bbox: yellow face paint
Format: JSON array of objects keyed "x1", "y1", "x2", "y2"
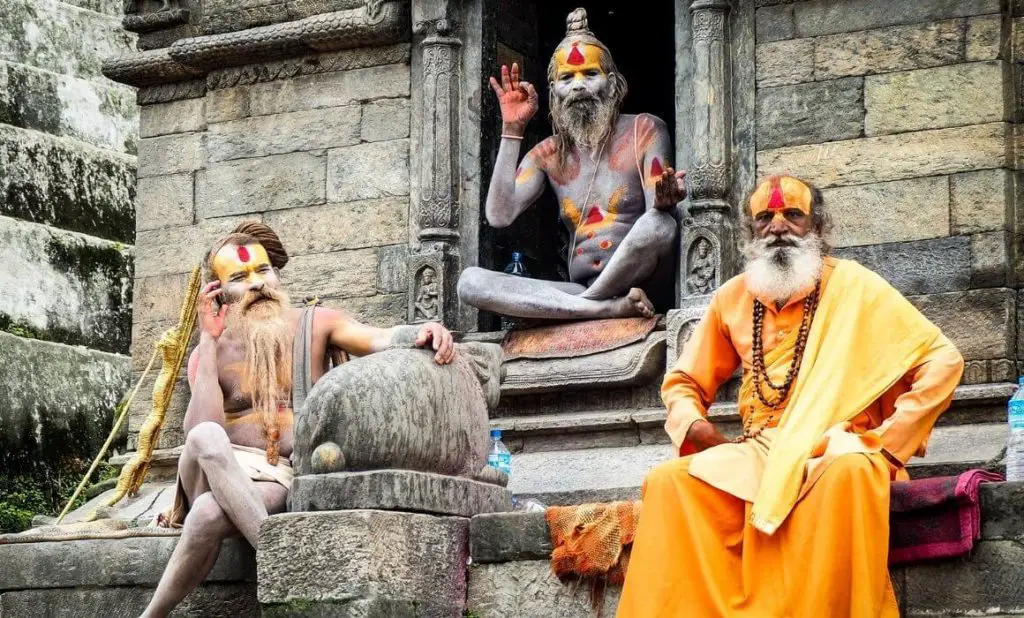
[
  {"x1": 212, "y1": 243, "x2": 273, "y2": 285},
  {"x1": 749, "y1": 176, "x2": 813, "y2": 220},
  {"x1": 554, "y1": 40, "x2": 605, "y2": 80}
]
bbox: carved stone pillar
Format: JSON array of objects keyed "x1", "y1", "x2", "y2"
[{"x1": 408, "y1": 1, "x2": 462, "y2": 328}]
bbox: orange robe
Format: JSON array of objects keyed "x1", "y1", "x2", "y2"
[{"x1": 618, "y1": 257, "x2": 964, "y2": 617}]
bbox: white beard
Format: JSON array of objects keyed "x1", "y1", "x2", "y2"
[{"x1": 743, "y1": 232, "x2": 824, "y2": 304}]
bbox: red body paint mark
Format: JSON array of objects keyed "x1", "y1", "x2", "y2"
[
  {"x1": 593, "y1": 260, "x2": 603, "y2": 268},
  {"x1": 586, "y1": 231, "x2": 596, "y2": 240},
  {"x1": 585, "y1": 207, "x2": 604, "y2": 225},
  {"x1": 576, "y1": 247, "x2": 585, "y2": 256},
  {"x1": 650, "y1": 157, "x2": 664, "y2": 177},
  {"x1": 568, "y1": 43, "x2": 586, "y2": 66},
  {"x1": 599, "y1": 239, "x2": 613, "y2": 250},
  {"x1": 237, "y1": 246, "x2": 250, "y2": 262},
  {"x1": 768, "y1": 181, "x2": 786, "y2": 211}
]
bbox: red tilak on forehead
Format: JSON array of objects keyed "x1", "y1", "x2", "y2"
[
  {"x1": 568, "y1": 42, "x2": 586, "y2": 65},
  {"x1": 767, "y1": 178, "x2": 786, "y2": 211},
  {"x1": 237, "y1": 246, "x2": 250, "y2": 262}
]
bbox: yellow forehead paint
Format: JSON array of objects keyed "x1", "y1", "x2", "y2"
[
  {"x1": 749, "y1": 176, "x2": 813, "y2": 218},
  {"x1": 555, "y1": 40, "x2": 605, "y2": 77},
  {"x1": 212, "y1": 243, "x2": 272, "y2": 283}
]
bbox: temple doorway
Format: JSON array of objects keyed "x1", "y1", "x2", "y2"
[{"x1": 478, "y1": 0, "x2": 677, "y2": 330}]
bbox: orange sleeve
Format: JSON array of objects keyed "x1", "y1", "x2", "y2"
[
  {"x1": 662, "y1": 293, "x2": 741, "y2": 454},
  {"x1": 875, "y1": 333, "x2": 964, "y2": 464}
]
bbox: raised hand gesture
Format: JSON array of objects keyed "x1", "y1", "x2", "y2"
[
  {"x1": 489, "y1": 63, "x2": 538, "y2": 136},
  {"x1": 654, "y1": 166, "x2": 688, "y2": 211},
  {"x1": 197, "y1": 281, "x2": 229, "y2": 339}
]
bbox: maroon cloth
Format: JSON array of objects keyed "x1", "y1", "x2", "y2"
[{"x1": 888, "y1": 469, "x2": 1004, "y2": 565}]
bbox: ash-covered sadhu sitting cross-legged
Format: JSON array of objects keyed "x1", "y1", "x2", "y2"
[
  {"x1": 617, "y1": 176, "x2": 965, "y2": 617},
  {"x1": 140, "y1": 222, "x2": 455, "y2": 618}
]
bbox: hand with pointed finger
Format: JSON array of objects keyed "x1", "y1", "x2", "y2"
[
  {"x1": 489, "y1": 62, "x2": 539, "y2": 136},
  {"x1": 654, "y1": 167, "x2": 688, "y2": 211},
  {"x1": 197, "y1": 281, "x2": 229, "y2": 339},
  {"x1": 414, "y1": 322, "x2": 456, "y2": 365}
]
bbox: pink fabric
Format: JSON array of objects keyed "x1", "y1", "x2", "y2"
[{"x1": 888, "y1": 469, "x2": 1004, "y2": 565}]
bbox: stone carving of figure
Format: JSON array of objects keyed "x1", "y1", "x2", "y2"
[
  {"x1": 687, "y1": 237, "x2": 716, "y2": 294},
  {"x1": 415, "y1": 267, "x2": 440, "y2": 321},
  {"x1": 458, "y1": 8, "x2": 684, "y2": 321}
]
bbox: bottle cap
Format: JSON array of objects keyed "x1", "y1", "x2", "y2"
[
  {"x1": 512, "y1": 252, "x2": 522, "y2": 261},
  {"x1": 490, "y1": 429, "x2": 502, "y2": 439}
]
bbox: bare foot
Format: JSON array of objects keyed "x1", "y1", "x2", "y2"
[{"x1": 626, "y1": 288, "x2": 654, "y2": 318}]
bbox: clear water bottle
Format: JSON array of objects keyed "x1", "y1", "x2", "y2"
[
  {"x1": 503, "y1": 251, "x2": 529, "y2": 277},
  {"x1": 512, "y1": 497, "x2": 546, "y2": 513},
  {"x1": 487, "y1": 429, "x2": 512, "y2": 477},
  {"x1": 1008, "y1": 377, "x2": 1024, "y2": 482}
]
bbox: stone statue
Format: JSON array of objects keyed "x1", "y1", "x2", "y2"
[
  {"x1": 293, "y1": 342, "x2": 503, "y2": 480},
  {"x1": 687, "y1": 237, "x2": 716, "y2": 294},
  {"x1": 414, "y1": 267, "x2": 440, "y2": 321},
  {"x1": 458, "y1": 7, "x2": 685, "y2": 321}
]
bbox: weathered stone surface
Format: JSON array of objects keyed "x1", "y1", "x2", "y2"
[
  {"x1": 980, "y1": 482, "x2": 1024, "y2": 540},
  {"x1": 754, "y1": 39, "x2": 814, "y2": 87},
  {"x1": 971, "y1": 231, "x2": 1011, "y2": 288},
  {"x1": 205, "y1": 87, "x2": 250, "y2": 124},
  {"x1": 206, "y1": 106, "x2": 361, "y2": 162},
  {"x1": 756, "y1": 77, "x2": 863, "y2": 149},
  {"x1": 294, "y1": 344, "x2": 502, "y2": 478},
  {"x1": 196, "y1": 152, "x2": 326, "y2": 217},
  {"x1": 132, "y1": 272, "x2": 193, "y2": 325},
  {"x1": 0, "y1": 331, "x2": 128, "y2": 473},
  {"x1": 62, "y1": 0, "x2": 126, "y2": 16},
  {"x1": 231, "y1": 64, "x2": 410, "y2": 119},
  {"x1": 757, "y1": 123, "x2": 1008, "y2": 188},
  {"x1": 758, "y1": 0, "x2": 999, "y2": 42},
  {"x1": 136, "y1": 173, "x2": 194, "y2": 232},
  {"x1": 467, "y1": 560, "x2": 621, "y2": 617},
  {"x1": 133, "y1": 215, "x2": 255, "y2": 278},
  {"x1": 258, "y1": 510, "x2": 469, "y2": 616},
  {"x1": 835, "y1": 237, "x2": 970, "y2": 296},
  {"x1": 375, "y1": 244, "x2": 409, "y2": 294},
  {"x1": 263, "y1": 198, "x2": 407, "y2": 257},
  {"x1": 139, "y1": 98, "x2": 207, "y2": 138},
  {"x1": 0, "y1": 584, "x2": 257, "y2": 618},
  {"x1": 865, "y1": 62, "x2": 1007, "y2": 136},
  {"x1": 967, "y1": 14, "x2": 1005, "y2": 61},
  {"x1": 290, "y1": 470, "x2": 511, "y2": 517},
  {"x1": 470, "y1": 512, "x2": 551, "y2": 564},
  {"x1": 0, "y1": 61, "x2": 137, "y2": 154},
  {"x1": 910, "y1": 288, "x2": 1015, "y2": 360},
  {"x1": 0, "y1": 125, "x2": 135, "y2": 242},
  {"x1": 327, "y1": 139, "x2": 410, "y2": 202},
  {"x1": 951, "y1": 168, "x2": 1012, "y2": 234},
  {"x1": 823, "y1": 176, "x2": 950, "y2": 247},
  {"x1": 0, "y1": 536, "x2": 253, "y2": 590},
  {"x1": 283, "y1": 247, "x2": 378, "y2": 300},
  {"x1": 813, "y1": 19, "x2": 965, "y2": 79},
  {"x1": 905, "y1": 540, "x2": 1024, "y2": 614},
  {"x1": 360, "y1": 98, "x2": 411, "y2": 142},
  {"x1": 0, "y1": 0, "x2": 135, "y2": 79},
  {"x1": 0, "y1": 216, "x2": 132, "y2": 352},
  {"x1": 137, "y1": 132, "x2": 206, "y2": 178},
  {"x1": 332, "y1": 293, "x2": 406, "y2": 327}
]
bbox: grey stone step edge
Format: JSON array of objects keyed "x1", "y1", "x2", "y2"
[{"x1": 469, "y1": 481, "x2": 1024, "y2": 565}]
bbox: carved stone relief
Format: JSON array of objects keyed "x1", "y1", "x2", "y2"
[
  {"x1": 666, "y1": 303, "x2": 710, "y2": 371},
  {"x1": 685, "y1": 233, "x2": 720, "y2": 295},
  {"x1": 413, "y1": 267, "x2": 441, "y2": 321}
]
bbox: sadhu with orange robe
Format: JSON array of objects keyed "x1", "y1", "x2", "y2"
[{"x1": 617, "y1": 176, "x2": 964, "y2": 617}]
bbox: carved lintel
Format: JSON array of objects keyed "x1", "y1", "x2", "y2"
[
  {"x1": 124, "y1": 8, "x2": 190, "y2": 33},
  {"x1": 407, "y1": 251, "x2": 458, "y2": 328},
  {"x1": 102, "y1": 2, "x2": 410, "y2": 88},
  {"x1": 137, "y1": 79, "x2": 207, "y2": 104}
]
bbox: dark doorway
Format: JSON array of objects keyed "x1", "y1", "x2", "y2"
[{"x1": 477, "y1": 0, "x2": 677, "y2": 330}]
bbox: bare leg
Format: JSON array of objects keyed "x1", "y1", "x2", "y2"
[
  {"x1": 458, "y1": 267, "x2": 651, "y2": 320},
  {"x1": 140, "y1": 423, "x2": 289, "y2": 618},
  {"x1": 580, "y1": 209, "x2": 676, "y2": 300}
]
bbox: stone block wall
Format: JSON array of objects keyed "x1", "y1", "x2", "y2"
[
  {"x1": 128, "y1": 43, "x2": 414, "y2": 449},
  {"x1": 0, "y1": 0, "x2": 135, "y2": 480},
  {"x1": 754, "y1": 0, "x2": 1019, "y2": 384}
]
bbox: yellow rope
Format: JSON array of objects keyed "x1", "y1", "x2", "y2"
[{"x1": 57, "y1": 267, "x2": 203, "y2": 524}]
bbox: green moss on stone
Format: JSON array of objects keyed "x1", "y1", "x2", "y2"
[{"x1": 0, "y1": 462, "x2": 119, "y2": 533}]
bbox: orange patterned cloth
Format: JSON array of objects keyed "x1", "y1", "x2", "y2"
[
  {"x1": 502, "y1": 317, "x2": 658, "y2": 360},
  {"x1": 545, "y1": 501, "x2": 642, "y2": 611}
]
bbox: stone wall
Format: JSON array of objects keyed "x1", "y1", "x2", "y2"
[
  {"x1": 0, "y1": 0, "x2": 135, "y2": 484},
  {"x1": 127, "y1": 42, "x2": 414, "y2": 449},
  {"x1": 754, "y1": 0, "x2": 1019, "y2": 384}
]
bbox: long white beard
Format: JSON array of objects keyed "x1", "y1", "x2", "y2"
[
  {"x1": 743, "y1": 232, "x2": 824, "y2": 304},
  {"x1": 553, "y1": 94, "x2": 617, "y2": 152}
]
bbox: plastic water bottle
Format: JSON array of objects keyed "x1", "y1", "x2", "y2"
[
  {"x1": 1007, "y1": 377, "x2": 1024, "y2": 481},
  {"x1": 503, "y1": 251, "x2": 529, "y2": 277},
  {"x1": 512, "y1": 497, "x2": 546, "y2": 513},
  {"x1": 487, "y1": 429, "x2": 512, "y2": 477}
]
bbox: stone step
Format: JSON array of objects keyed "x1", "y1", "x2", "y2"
[
  {"x1": 506, "y1": 422, "x2": 1008, "y2": 506},
  {"x1": 492, "y1": 383, "x2": 1017, "y2": 455},
  {"x1": 467, "y1": 483, "x2": 1024, "y2": 617}
]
